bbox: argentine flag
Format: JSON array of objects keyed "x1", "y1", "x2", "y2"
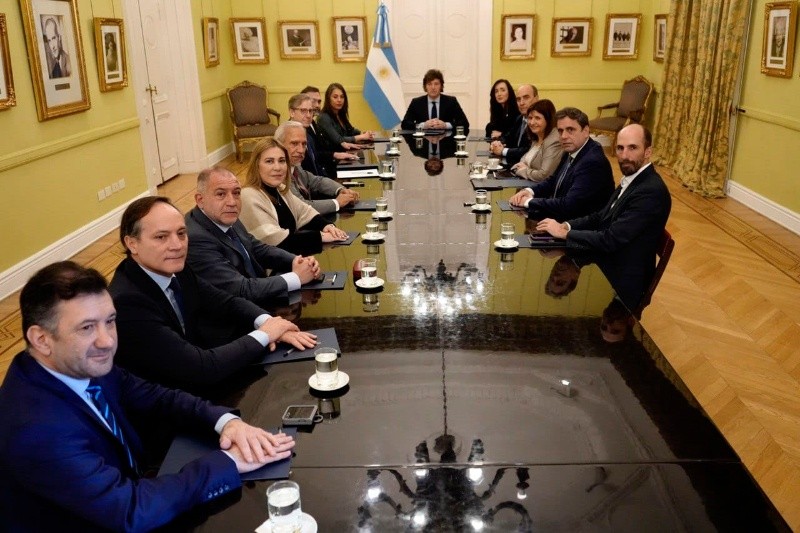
[{"x1": 363, "y1": 3, "x2": 405, "y2": 129}]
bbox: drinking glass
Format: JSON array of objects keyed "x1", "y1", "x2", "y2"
[
  {"x1": 381, "y1": 160, "x2": 393, "y2": 175},
  {"x1": 391, "y1": 128, "x2": 400, "y2": 138},
  {"x1": 266, "y1": 480, "x2": 302, "y2": 533},
  {"x1": 501, "y1": 223, "x2": 515, "y2": 245},
  {"x1": 456, "y1": 125, "x2": 465, "y2": 137},
  {"x1": 314, "y1": 347, "x2": 339, "y2": 388},
  {"x1": 456, "y1": 140, "x2": 467, "y2": 153},
  {"x1": 375, "y1": 197, "x2": 388, "y2": 213},
  {"x1": 360, "y1": 258, "x2": 378, "y2": 285},
  {"x1": 365, "y1": 222, "x2": 379, "y2": 237},
  {"x1": 475, "y1": 189, "x2": 488, "y2": 206}
]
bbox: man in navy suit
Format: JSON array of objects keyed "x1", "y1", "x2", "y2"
[
  {"x1": 186, "y1": 166, "x2": 320, "y2": 305},
  {"x1": 535, "y1": 124, "x2": 672, "y2": 310},
  {"x1": 401, "y1": 69, "x2": 470, "y2": 131},
  {"x1": 509, "y1": 107, "x2": 614, "y2": 220},
  {"x1": 110, "y1": 197, "x2": 316, "y2": 394},
  {"x1": 0, "y1": 261, "x2": 294, "y2": 532}
]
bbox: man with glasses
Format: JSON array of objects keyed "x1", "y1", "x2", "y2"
[{"x1": 288, "y1": 93, "x2": 356, "y2": 177}]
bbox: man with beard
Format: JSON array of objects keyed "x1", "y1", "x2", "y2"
[{"x1": 534, "y1": 124, "x2": 671, "y2": 311}]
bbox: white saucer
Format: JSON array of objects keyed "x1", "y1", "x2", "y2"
[
  {"x1": 389, "y1": 136, "x2": 403, "y2": 142},
  {"x1": 256, "y1": 512, "x2": 318, "y2": 533},
  {"x1": 486, "y1": 165, "x2": 503, "y2": 171},
  {"x1": 362, "y1": 232, "x2": 386, "y2": 241},
  {"x1": 454, "y1": 151, "x2": 469, "y2": 157},
  {"x1": 355, "y1": 277, "x2": 385, "y2": 289},
  {"x1": 494, "y1": 239, "x2": 519, "y2": 249},
  {"x1": 372, "y1": 211, "x2": 393, "y2": 219},
  {"x1": 378, "y1": 172, "x2": 396, "y2": 179},
  {"x1": 469, "y1": 173, "x2": 488, "y2": 179},
  {"x1": 453, "y1": 134, "x2": 467, "y2": 140},
  {"x1": 308, "y1": 371, "x2": 350, "y2": 392},
  {"x1": 471, "y1": 204, "x2": 492, "y2": 212},
  {"x1": 412, "y1": 131, "x2": 425, "y2": 137}
]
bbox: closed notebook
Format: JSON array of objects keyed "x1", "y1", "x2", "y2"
[
  {"x1": 341, "y1": 199, "x2": 376, "y2": 211},
  {"x1": 302, "y1": 271, "x2": 347, "y2": 290},
  {"x1": 497, "y1": 200, "x2": 525, "y2": 211},
  {"x1": 515, "y1": 234, "x2": 566, "y2": 249},
  {"x1": 324, "y1": 231, "x2": 360, "y2": 247},
  {"x1": 471, "y1": 178, "x2": 532, "y2": 190},
  {"x1": 257, "y1": 327, "x2": 340, "y2": 366}
]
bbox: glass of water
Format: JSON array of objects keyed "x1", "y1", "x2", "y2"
[
  {"x1": 456, "y1": 140, "x2": 466, "y2": 153},
  {"x1": 314, "y1": 347, "x2": 339, "y2": 389},
  {"x1": 360, "y1": 258, "x2": 378, "y2": 285},
  {"x1": 391, "y1": 128, "x2": 400, "y2": 138},
  {"x1": 381, "y1": 160, "x2": 393, "y2": 175},
  {"x1": 375, "y1": 197, "x2": 388, "y2": 213},
  {"x1": 456, "y1": 125, "x2": 465, "y2": 137},
  {"x1": 475, "y1": 189, "x2": 488, "y2": 207},
  {"x1": 267, "y1": 480, "x2": 302, "y2": 533},
  {"x1": 501, "y1": 223, "x2": 515, "y2": 245}
]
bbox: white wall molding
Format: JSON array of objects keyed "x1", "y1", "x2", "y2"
[
  {"x1": 727, "y1": 181, "x2": 800, "y2": 236},
  {"x1": 208, "y1": 142, "x2": 235, "y2": 166},
  {"x1": 0, "y1": 191, "x2": 150, "y2": 300}
]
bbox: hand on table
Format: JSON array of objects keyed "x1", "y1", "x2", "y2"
[
  {"x1": 509, "y1": 189, "x2": 533, "y2": 207},
  {"x1": 536, "y1": 218, "x2": 569, "y2": 239},
  {"x1": 321, "y1": 224, "x2": 348, "y2": 241},
  {"x1": 292, "y1": 255, "x2": 320, "y2": 284},
  {"x1": 336, "y1": 188, "x2": 359, "y2": 206},
  {"x1": 279, "y1": 329, "x2": 318, "y2": 350},
  {"x1": 220, "y1": 419, "x2": 295, "y2": 473}
]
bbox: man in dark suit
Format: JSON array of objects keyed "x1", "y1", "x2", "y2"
[
  {"x1": 401, "y1": 69, "x2": 470, "y2": 131},
  {"x1": 275, "y1": 121, "x2": 359, "y2": 215},
  {"x1": 0, "y1": 261, "x2": 294, "y2": 532},
  {"x1": 109, "y1": 196, "x2": 316, "y2": 394},
  {"x1": 186, "y1": 166, "x2": 320, "y2": 305},
  {"x1": 535, "y1": 124, "x2": 672, "y2": 310},
  {"x1": 489, "y1": 84, "x2": 538, "y2": 165},
  {"x1": 289, "y1": 93, "x2": 357, "y2": 177},
  {"x1": 509, "y1": 107, "x2": 614, "y2": 220}
]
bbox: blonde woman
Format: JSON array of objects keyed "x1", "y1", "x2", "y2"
[{"x1": 240, "y1": 138, "x2": 348, "y2": 255}]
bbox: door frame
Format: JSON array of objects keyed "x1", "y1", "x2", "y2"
[{"x1": 122, "y1": 0, "x2": 207, "y2": 191}]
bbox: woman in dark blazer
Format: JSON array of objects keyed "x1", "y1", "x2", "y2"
[
  {"x1": 485, "y1": 79, "x2": 520, "y2": 139},
  {"x1": 316, "y1": 82, "x2": 374, "y2": 150}
]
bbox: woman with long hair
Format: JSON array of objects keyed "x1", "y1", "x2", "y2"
[
  {"x1": 510, "y1": 99, "x2": 563, "y2": 182},
  {"x1": 317, "y1": 82, "x2": 374, "y2": 150},
  {"x1": 485, "y1": 79, "x2": 520, "y2": 139},
  {"x1": 239, "y1": 138, "x2": 348, "y2": 255}
]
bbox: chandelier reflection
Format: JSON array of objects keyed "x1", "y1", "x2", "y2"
[{"x1": 400, "y1": 260, "x2": 485, "y2": 316}]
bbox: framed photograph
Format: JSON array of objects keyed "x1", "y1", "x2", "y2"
[
  {"x1": 603, "y1": 13, "x2": 642, "y2": 60},
  {"x1": 202, "y1": 17, "x2": 219, "y2": 67},
  {"x1": 551, "y1": 18, "x2": 593, "y2": 57},
  {"x1": 279, "y1": 20, "x2": 320, "y2": 59},
  {"x1": 0, "y1": 13, "x2": 16, "y2": 110},
  {"x1": 230, "y1": 18, "x2": 268, "y2": 64},
  {"x1": 332, "y1": 17, "x2": 366, "y2": 62},
  {"x1": 20, "y1": 0, "x2": 90, "y2": 121},
  {"x1": 92, "y1": 18, "x2": 127, "y2": 92},
  {"x1": 653, "y1": 14, "x2": 667, "y2": 62},
  {"x1": 762, "y1": 2, "x2": 797, "y2": 78},
  {"x1": 501, "y1": 14, "x2": 535, "y2": 59}
]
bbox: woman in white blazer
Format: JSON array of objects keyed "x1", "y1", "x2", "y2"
[
  {"x1": 240, "y1": 138, "x2": 347, "y2": 255},
  {"x1": 511, "y1": 99, "x2": 563, "y2": 183}
]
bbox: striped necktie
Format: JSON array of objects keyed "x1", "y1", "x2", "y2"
[
  {"x1": 293, "y1": 168, "x2": 311, "y2": 199},
  {"x1": 86, "y1": 383, "x2": 138, "y2": 474},
  {"x1": 226, "y1": 228, "x2": 259, "y2": 277}
]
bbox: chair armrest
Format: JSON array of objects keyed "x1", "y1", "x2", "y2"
[
  {"x1": 595, "y1": 102, "x2": 619, "y2": 118},
  {"x1": 267, "y1": 108, "x2": 281, "y2": 122}
]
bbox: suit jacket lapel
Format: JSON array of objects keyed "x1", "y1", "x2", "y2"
[{"x1": 123, "y1": 258, "x2": 185, "y2": 335}]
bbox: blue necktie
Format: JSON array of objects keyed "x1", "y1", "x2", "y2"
[
  {"x1": 167, "y1": 277, "x2": 186, "y2": 332},
  {"x1": 226, "y1": 228, "x2": 259, "y2": 277},
  {"x1": 86, "y1": 384, "x2": 138, "y2": 474},
  {"x1": 431, "y1": 101, "x2": 438, "y2": 119},
  {"x1": 553, "y1": 156, "x2": 573, "y2": 198}
]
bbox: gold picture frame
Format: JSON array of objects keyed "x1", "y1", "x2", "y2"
[
  {"x1": 501, "y1": 14, "x2": 535, "y2": 60},
  {"x1": 654, "y1": 14, "x2": 667, "y2": 62},
  {"x1": 230, "y1": 17, "x2": 268, "y2": 64},
  {"x1": 93, "y1": 18, "x2": 127, "y2": 92},
  {"x1": 0, "y1": 13, "x2": 16, "y2": 110},
  {"x1": 202, "y1": 17, "x2": 220, "y2": 67},
  {"x1": 20, "y1": 0, "x2": 90, "y2": 121},
  {"x1": 762, "y1": 1, "x2": 797, "y2": 78},
  {"x1": 332, "y1": 16, "x2": 366, "y2": 62},
  {"x1": 551, "y1": 18, "x2": 593, "y2": 57},
  {"x1": 603, "y1": 13, "x2": 642, "y2": 60},
  {"x1": 279, "y1": 20, "x2": 321, "y2": 59}
]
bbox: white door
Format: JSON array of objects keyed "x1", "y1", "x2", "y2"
[{"x1": 385, "y1": 0, "x2": 492, "y2": 130}]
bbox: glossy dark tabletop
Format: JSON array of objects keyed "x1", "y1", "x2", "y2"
[{"x1": 174, "y1": 133, "x2": 788, "y2": 532}]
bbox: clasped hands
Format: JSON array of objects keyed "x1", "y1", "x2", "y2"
[
  {"x1": 336, "y1": 187, "x2": 359, "y2": 207},
  {"x1": 423, "y1": 118, "x2": 447, "y2": 130},
  {"x1": 220, "y1": 418, "x2": 295, "y2": 474},
  {"x1": 489, "y1": 139, "x2": 505, "y2": 156}
]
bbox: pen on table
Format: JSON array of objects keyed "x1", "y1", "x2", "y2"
[
  {"x1": 284, "y1": 348, "x2": 295, "y2": 356},
  {"x1": 463, "y1": 202, "x2": 476, "y2": 207},
  {"x1": 330, "y1": 274, "x2": 337, "y2": 285}
]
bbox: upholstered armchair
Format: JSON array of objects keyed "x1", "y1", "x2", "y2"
[
  {"x1": 226, "y1": 81, "x2": 281, "y2": 162},
  {"x1": 589, "y1": 76, "x2": 654, "y2": 146}
]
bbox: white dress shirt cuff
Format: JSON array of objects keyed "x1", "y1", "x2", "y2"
[
  {"x1": 445, "y1": 122, "x2": 453, "y2": 130},
  {"x1": 249, "y1": 330, "x2": 270, "y2": 347},
  {"x1": 215, "y1": 413, "x2": 241, "y2": 434},
  {"x1": 254, "y1": 314, "x2": 271, "y2": 328},
  {"x1": 281, "y1": 272, "x2": 301, "y2": 292},
  {"x1": 523, "y1": 188, "x2": 534, "y2": 208},
  {"x1": 332, "y1": 199, "x2": 340, "y2": 212},
  {"x1": 502, "y1": 148, "x2": 508, "y2": 156}
]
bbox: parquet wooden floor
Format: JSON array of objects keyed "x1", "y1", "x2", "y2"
[{"x1": 1, "y1": 157, "x2": 798, "y2": 529}]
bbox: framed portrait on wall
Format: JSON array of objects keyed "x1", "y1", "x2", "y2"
[
  {"x1": 20, "y1": 0, "x2": 91, "y2": 121},
  {"x1": 0, "y1": 13, "x2": 16, "y2": 110},
  {"x1": 93, "y1": 18, "x2": 127, "y2": 92},
  {"x1": 230, "y1": 17, "x2": 268, "y2": 64},
  {"x1": 761, "y1": 2, "x2": 797, "y2": 77},
  {"x1": 279, "y1": 20, "x2": 320, "y2": 59},
  {"x1": 603, "y1": 13, "x2": 642, "y2": 60},
  {"x1": 501, "y1": 14, "x2": 535, "y2": 59},
  {"x1": 332, "y1": 17, "x2": 366, "y2": 62},
  {"x1": 203, "y1": 17, "x2": 219, "y2": 67},
  {"x1": 551, "y1": 18, "x2": 592, "y2": 57},
  {"x1": 653, "y1": 14, "x2": 667, "y2": 62}
]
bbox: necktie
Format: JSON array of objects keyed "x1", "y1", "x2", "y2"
[
  {"x1": 517, "y1": 118, "x2": 526, "y2": 146},
  {"x1": 86, "y1": 383, "x2": 138, "y2": 474},
  {"x1": 293, "y1": 168, "x2": 311, "y2": 199},
  {"x1": 52, "y1": 61, "x2": 62, "y2": 78},
  {"x1": 226, "y1": 228, "x2": 259, "y2": 277},
  {"x1": 167, "y1": 277, "x2": 186, "y2": 332},
  {"x1": 431, "y1": 101, "x2": 438, "y2": 120},
  {"x1": 609, "y1": 184, "x2": 625, "y2": 210},
  {"x1": 431, "y1": 142, "x2": 438, "y2": 156},
  {"x1": 552, "y1": 156, "x2": 573, "y2": 198},
  {"x1": 306, "y1": 134, "x2": 320, "y2": 175}
]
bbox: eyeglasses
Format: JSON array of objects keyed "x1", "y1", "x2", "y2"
[{"x1": 292, "y1": 108, "x2": 313, "y2": 115}]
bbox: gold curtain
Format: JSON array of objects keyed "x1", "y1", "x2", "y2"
[{"x1": 652, "y1": 0, "x2": 749, "y2": 197}]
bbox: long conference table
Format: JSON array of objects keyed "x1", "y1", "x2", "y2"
[{"x1": 168, "y1": 133, "x2": 787, "y2": 532}]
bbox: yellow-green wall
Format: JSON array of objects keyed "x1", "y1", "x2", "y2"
[
  {"x1": 730, "y1": 0, "x2": 800, "y2": 213},
  {"x1": 0, "y1": 0, "x2": 147, "y2": 272}
]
